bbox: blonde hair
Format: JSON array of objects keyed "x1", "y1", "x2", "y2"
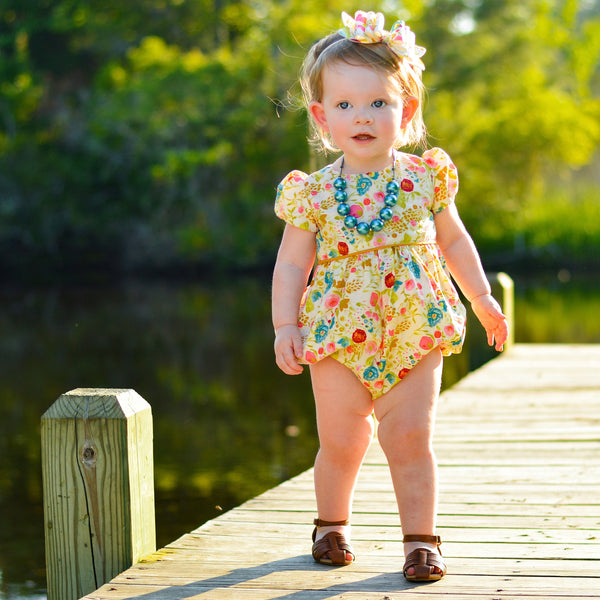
[{"x1": 300, "y1": 32, "x2": 426, "y2": 152}]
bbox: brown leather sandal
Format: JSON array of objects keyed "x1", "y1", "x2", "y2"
[
  {"x1": 311, "y1": 518, "x2": 355, "y2": 566},
  {"x1": 402, "y1": 534, "x2": 446, "y2": 581}
]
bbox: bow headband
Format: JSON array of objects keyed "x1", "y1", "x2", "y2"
[{"x1": 338, "y1": 10, "x2": 426, "y2": 70}]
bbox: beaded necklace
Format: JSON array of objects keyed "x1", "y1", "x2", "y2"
[{"x1": 333, "y1": 153, "x2": 400, "y2": 235}]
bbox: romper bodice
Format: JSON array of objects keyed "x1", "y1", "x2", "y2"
[{"x1": 275, "y1": 148, "x2": 458, "y2": 264}]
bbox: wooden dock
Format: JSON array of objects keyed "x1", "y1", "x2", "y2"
[{"x1": 82, "y1": 344, "x2": 600, "y2": 599}]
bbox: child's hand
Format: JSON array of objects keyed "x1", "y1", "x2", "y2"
[
  {"x1": 274, "y1": 324, "x2": 305, "y2": 375},
  {"x1": 470, "y1": 294, "x2": 509, "y2": 352}
]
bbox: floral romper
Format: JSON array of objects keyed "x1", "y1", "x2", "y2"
[{"x1": 275, "y1": 147, "x2": 466, "y2": 399}]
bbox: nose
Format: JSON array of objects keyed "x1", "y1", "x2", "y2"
[{"x1": 354, "y1": 106, "x2": 373, "y2": 124}]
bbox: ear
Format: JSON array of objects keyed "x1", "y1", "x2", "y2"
[
  {"x1": 401, "y1": 96, "x2": 419, "y2": 128},
  {"x1": 309, "y1": 101, "x2": 329, "y2": 132}
]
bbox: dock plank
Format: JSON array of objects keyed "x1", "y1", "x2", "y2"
[{"x1": 82, "y1": 345, "x2": 600, "y2": 599}]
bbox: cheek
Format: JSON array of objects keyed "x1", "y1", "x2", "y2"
[
  {"x1": 391, "y1": 107, "x2": 405, "y2": 127},
  {"x1": 325, "y1": 113, "x2": 347, "y2": 135}
]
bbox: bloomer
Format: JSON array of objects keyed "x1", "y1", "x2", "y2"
[{"x1": 297, "y1": 243, "x2": 466, "y2": 399}]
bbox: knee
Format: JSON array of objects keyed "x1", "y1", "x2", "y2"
[
  {"x1": 319, "y1": 415, "x2": 374, "y2": 463},
  {"x1": 377, "y1": 417, "x2": 433, "y2": 464}
]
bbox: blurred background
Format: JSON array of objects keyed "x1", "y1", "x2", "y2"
[{"x1": 1, "y1": 0, "x2": 599, "y2": 597}]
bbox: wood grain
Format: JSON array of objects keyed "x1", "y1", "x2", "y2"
[{"x1": 80, "y1": 346, "x2": 600, "y2": 599}]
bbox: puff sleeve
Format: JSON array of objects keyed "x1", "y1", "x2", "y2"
[
  {"x1": 423, "y1": 148, "x2": 459, "y2": 214},
  {"x1": 274, "y1": 170, "x2": 318, "y2": 233}
]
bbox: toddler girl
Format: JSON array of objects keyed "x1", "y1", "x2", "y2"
[{"x1": 272, "y1": 10, "x2": 508, "y2": 582}]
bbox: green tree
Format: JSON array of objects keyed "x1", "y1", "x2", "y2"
[
  {"x1": 0, "y1": 0, "x2": 599, "y2": 274},
  {"x1": 413, "y1": 0, "x2": 600, "y2": 248}
]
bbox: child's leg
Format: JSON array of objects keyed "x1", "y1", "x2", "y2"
[
  {"x1": 309, "y1": 357, "x2": 375, "y2": 557},
  {"x1": 373, "y1": 348, "x2": 444, "y2": 572}
]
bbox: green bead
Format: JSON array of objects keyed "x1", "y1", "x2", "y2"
[{"x1": 335, "y1": 190, "x2": 348, "y2": 202}]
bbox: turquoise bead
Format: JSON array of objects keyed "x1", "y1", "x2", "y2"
[
  {"x1": 344, "y1": 215, "x2": 357, "y2": 228},
  {"x1": 337, "y1": 203, "x2": 350, "y2": 216},
  {"x1": 334, "y1": 177, "x2": 346, "y2": 190},
  {"x1": 386, "y1": 180, "x2": 400, "y2": 194},
  {"x1": 370, "y1": 218, "x2": 384, "y2": 231},
  {"x1": 380, "y1": 207, "x2": 393, "y2": 220},
  {"x1": 356, "y1": 221, "x2": 371, "y2": 235},
  {"x1": 335, "y1": 190, "x2": 348, "y2": 202},
  {"x1": 384, "y1": 193, "x2": 398, "y2": 207}
]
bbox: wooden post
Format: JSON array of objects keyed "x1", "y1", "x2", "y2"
[{"x1": 41, "y1": 388, "x2": 156, "y2": 600}]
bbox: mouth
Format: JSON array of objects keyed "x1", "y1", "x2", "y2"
[{"x1": 353, "y1": 134, "x2": 375, "y2": 141}]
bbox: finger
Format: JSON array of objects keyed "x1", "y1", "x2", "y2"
[
  {"x1": 498, "y1": 320, "x2": 509, "y2": 343},
  {"x1": 292, "y1": 336, "x2": 304, "y2": 360},
  {"x1": 495, "y1": 334, "x2": 505, "y2": 351},
  {"x1": 277, "y1": 356, "x2": 296, "y2": 375},
  {"x1": 278, "y1": 348, "x2": 303, "y2": 375},
  {"x1": 284, "y1": 359, "x2": 304, "y2": 375},
  {"x1": 495, "y1": 323, "x2": 509, "y2": 351}
]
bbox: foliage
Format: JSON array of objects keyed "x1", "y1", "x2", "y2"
[
  {"x1": 0, "y1": 0, "x2": 599, "y2": 274},
  {"x1": 495, "y1": 183, "x2": 600, "y2": 268},
  {"x1": 418, "y1": 0, "x2": 600, "y2": 239}
]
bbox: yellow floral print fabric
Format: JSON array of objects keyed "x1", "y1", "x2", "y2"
[{"x1": 275, "y1": 148, "x2": 466, "y2": 398}]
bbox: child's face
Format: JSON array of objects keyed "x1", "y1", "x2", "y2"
[{"x1": 309, "y1": 61, "x2": 418, "y2": 173}]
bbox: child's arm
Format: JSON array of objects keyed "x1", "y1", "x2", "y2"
[
  {"x1": 434, "y1": 204, "x2": 509, "y2": 351},
  {"x1": 272, "y1": 224, "x2": 317, "y2": 374}
]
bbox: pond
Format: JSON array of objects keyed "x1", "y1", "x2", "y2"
[{"x1": 0, "y1": 270, "x2": 598, "y2": 599}]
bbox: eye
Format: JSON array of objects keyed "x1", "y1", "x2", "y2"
[
  {"x1": 372, "y1": 100, "x2": 386, "y2": 108},
  {"x1": 337, "y1": 101, "x2": 350, "y2": 109}
]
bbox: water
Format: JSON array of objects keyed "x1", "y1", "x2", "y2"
[{"x1": 0, "y1": 271, "x2": 598, "y2": 599}]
